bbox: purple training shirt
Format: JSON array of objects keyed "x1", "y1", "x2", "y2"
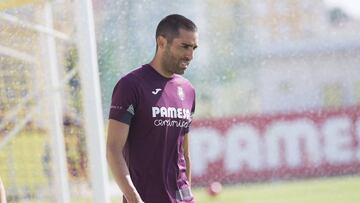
[{"x1": 109, "y1": 64, "x2": 195, "y2": 203}]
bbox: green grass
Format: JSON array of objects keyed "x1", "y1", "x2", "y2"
[
  {"x1": 8, "y1": 173, "x2": 360, "y2": 203},
  {"x1": 63, "y1": 175, "x2": 360, "y2": 203},
  {"x1": 192, "y1": 175, "x2": 360, "y2": 203},
  {"x1": 0, "y1": 132, "x2": 48, "y2": 188}
]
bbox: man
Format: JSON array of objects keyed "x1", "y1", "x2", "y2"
[
  {"x1": 0, "y1": 177, "x2": 6, "y2": 203},
  {"x1": 106, "y1": 14, "x2": 198, "y2": 203}
]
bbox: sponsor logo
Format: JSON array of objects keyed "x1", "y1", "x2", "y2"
[
  {"x1": 152, "y1": 88, "x2": 162, "y2": 95},
  {"x1": 152, "y1": 107, "x2": 191, "y2": 120},
  {"x1": 190, "y1": 107, "x2": 360, "y2": 185},
  {"x1": 152, "y1": 106, "x2": 192, "y2": 128},
  {"x1": 154, "y1": 119, "x2": 190, "y2": 128}
]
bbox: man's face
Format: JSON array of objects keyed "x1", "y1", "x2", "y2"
[{"x1": 161, "y1": 29, "x2": 198, "y2": 75}]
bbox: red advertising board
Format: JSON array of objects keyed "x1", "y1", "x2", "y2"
[{"x1": 190, "y1": 106, "x2": 360, "y2": 185}]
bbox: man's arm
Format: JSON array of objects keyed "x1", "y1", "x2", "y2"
[
  {"x1": 0, "y1": 177, "x2": 6, "y2": 203},
  {"x1": 183, "y1": 133, "x2": 191, "y2": 185},
  {"x1": 106, "y1": 119, "x2": 143, "y2": 203}
]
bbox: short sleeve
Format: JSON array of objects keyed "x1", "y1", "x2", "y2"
[{"x1": 109, "y1": 75, "x2": 138, "y2": 125}]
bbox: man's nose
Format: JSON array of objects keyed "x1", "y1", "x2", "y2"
[{"x1": 185, "y1": 49, "x2": 194, "y2": 60}]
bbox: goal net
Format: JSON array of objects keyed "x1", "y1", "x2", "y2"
[{"x1": 0, "y1": 0, "x2": 109, "y2": 202}]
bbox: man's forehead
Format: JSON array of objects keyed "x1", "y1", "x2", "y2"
[
  {"x1": 174, "y1": 30, "x2": 198, "y2": 44},
  {"x1": 178, "y1": 28, "x2": 198, "y2": 36}
]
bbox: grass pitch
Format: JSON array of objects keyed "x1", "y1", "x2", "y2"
[{"x1": 192, "y1": 175, "x2": 360, "y2": 203}]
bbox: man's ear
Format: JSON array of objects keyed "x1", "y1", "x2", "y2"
[{"x1": 157, "y1": 35, "x2": 167, "y2": 49}]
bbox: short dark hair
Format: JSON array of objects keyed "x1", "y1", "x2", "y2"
[{"x1": 156, "y1": 14, "x2": 197, "y2": 43}]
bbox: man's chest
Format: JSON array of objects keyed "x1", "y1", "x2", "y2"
[{"x1": 135, "y1": 81, "x2": 193, "y2": 126}]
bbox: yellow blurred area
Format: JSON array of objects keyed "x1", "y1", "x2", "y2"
[
  {"x1": 0, "y1": 132, "x2": 48, "y2": 188},
  {"x1": 0, "y1": 0, "x2": 43, "y2": 10}
]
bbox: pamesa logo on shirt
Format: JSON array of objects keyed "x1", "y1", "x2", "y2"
[{"x1": 152, "y1": 106, "x2": 192, "y2": 128}]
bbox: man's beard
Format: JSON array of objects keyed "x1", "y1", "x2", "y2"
[{"x1": 162, "y1": 46, "x2": 184, "y2": 75}]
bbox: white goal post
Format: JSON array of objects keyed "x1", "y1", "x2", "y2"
[{"x1": 0, "y1": 0, "x2": 110, "y2": 202}]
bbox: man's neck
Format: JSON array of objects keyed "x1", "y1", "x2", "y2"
[{"x1": 149, "y1": 59, "x2": 173, "y2": 78}]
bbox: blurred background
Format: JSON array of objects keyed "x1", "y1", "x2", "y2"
[{"x1": 1, "y1": 0, "x2": 360, "y2": 202}]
